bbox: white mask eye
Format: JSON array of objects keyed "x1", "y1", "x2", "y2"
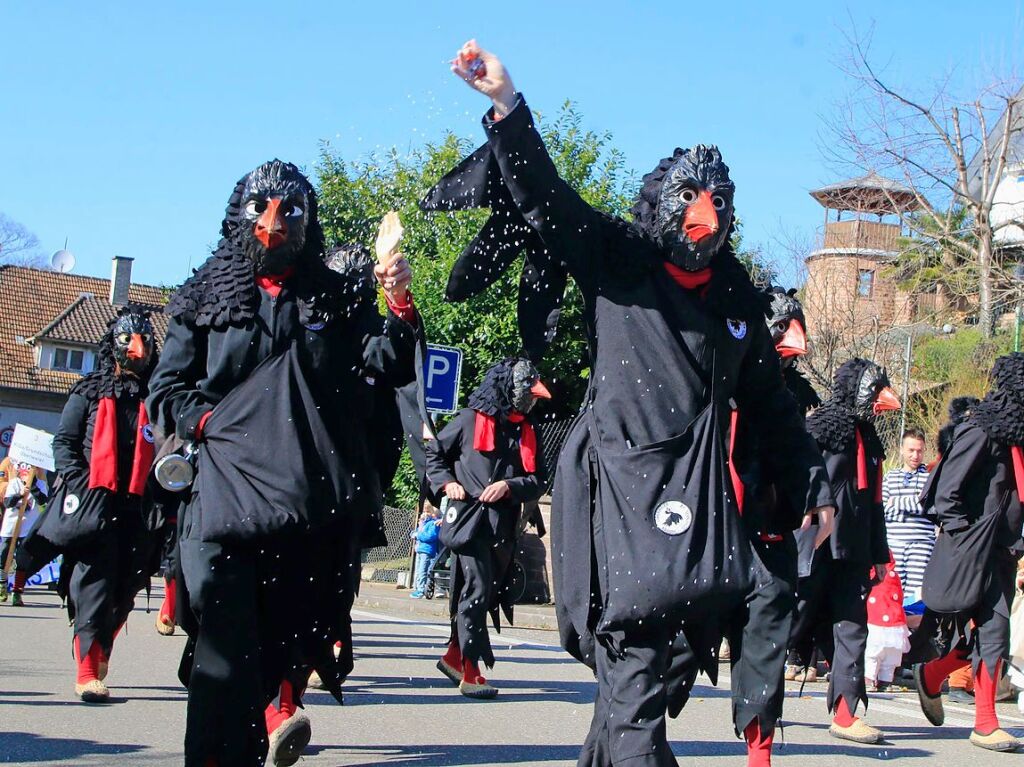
[
  {"x1": 287, "y1": 205, "x2": 304, "y2": 217},
  {"x1": 117, "y1": 333, "x2": 130, "y2": 345},
  {"x1": 244, "y1": 199, "x2": 265, "y2": 217},
  {"x1": 712, "y1": 195, "x2": 727, "y2": 211},
  {"x1": 680, "y1": 188, "x2": 698, "y2": 204}
]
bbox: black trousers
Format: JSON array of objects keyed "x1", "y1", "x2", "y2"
[
  {"x1": 727, "y1": 536, "x2": 797, "y2": 736},
  {"x1": 67, "y1": 508, "x2": 153, "y2": 659},
  {"x1": 788, "y1": 553, "x2": 870, "y2": 714},
  {"x1": 448, "y1": 536, "x2": 513, "y2": 667},
  {"x1": 578, "y1": 630, "x2": 679, "y2": 767},
  {"x1": 950, "y1": 549, "x2": 1016, "y2": 674},
  {"x1": 178, "y1": 495, "x2": 350, "y2": 767}
]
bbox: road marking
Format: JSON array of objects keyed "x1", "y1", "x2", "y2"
[{"x1": 351, "y1": 609, "x2": 563, "y2": 651}]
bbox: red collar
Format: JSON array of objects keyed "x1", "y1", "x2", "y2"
[
  {"x1": 663, "y1": 262, "x2": 712, "y2": 290},
  {"x1": 256, "y1": 267, "x2": 295, "y2": 298}
]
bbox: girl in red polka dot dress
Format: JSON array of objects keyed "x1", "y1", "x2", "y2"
[{"x1": 865, "y1": 553, "x2": 911, "y2": 691}]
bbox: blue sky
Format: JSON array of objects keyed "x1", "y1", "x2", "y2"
[{"x1": 2, "y1": 1, "x2": 1022, "y2": 288}]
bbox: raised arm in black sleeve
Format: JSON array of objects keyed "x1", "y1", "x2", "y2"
[
  {"x1": 483, "y1": 96, "x2": 604, "y2": 296},
  {"x1": 146, "y1": 315, "x2": 212, "y2": 442},
  {"x1": 932, "y1": 424, "x2": 989, "y2": 534}
]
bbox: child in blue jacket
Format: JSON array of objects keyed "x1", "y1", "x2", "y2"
[{"x1": 410, "y1": 510, "x2": 441, "y2": 598}]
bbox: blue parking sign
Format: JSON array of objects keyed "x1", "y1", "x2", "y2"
[{"x1": 424, "y1": 344, "x2": 463, "y2": 414}]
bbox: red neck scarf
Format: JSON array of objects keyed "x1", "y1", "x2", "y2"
[
  {"x1": 256, "y1": 267, "x2": 296, "y2": 298},
  {"x1": 855, "y1": 427, "x2": 883, "y2": 503},
  {"x1": 663, "y1": 263, "x2": 713, "y2": 291},
  {"x1": 1011, "y1": 445, "x2": 1024, "y2": 502},
  {"x1": 473, "y1": 411, "x2": 537, "y2": 473},
  {"x1": 89, "y1": 399, "x2": 154, "y2": 496}
]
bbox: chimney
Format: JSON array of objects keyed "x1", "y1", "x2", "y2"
[{"x1": 109, "y1": 256, "x2": 133, "y2": 305}]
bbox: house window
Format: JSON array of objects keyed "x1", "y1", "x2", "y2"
[
  {"x1": 857, "y1": 269, "x2": 874, "y2": 298},
  {"x1": 52, "y1": 347, "x2": 86, "y2": 372}
]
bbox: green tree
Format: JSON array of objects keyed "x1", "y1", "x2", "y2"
[{"x1": 316, "y1": 102, "x2": 634, "y2": 507}]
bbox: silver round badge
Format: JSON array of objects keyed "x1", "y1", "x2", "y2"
[
  {"x1": 63, "y1": 494, "x2": 81, "y2": 515},
  {"x1": 654, "y1": 501, "x2": 692, "y2": 536},
  {"x1": 142, "y1": 423, "x2": 155, "y2": 443}
]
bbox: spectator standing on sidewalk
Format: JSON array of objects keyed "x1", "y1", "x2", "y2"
[
  {"x1": 882, "y1": 428, "x2": 933, "y2": 616},
  {"x1": 410, "y1": 509, "x2": 441, "y2": 599}
]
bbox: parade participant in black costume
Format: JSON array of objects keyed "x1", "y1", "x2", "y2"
[
  {"x1": 431, "y1": 40, "x2": 834, "y2": 767},
  {"x1": 937, "y1": 396, "x2": 980, "y2": 457},
  {"x1": 425, "y1": 357, "x2": 549, "y2": 698},
  {"x1": 913, "y1": 354, "x2": 1024, "y2": 752},
  {"x1": 147, "y1": 161, "x2": 419, "y2": 767},
  {"x1": 718, "y1": 286, "x2": 834, "y2": 766},
  {"x1": 25, "y1": 307, "x2": 159, "y2": 703},
  {"x1": 803, "y1": 358, "x2": 900, "y2": 744}
]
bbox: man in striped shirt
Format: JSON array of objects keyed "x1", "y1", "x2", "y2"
[{"x1": 882, "y1": 428, "x2": 934, "y2": 612}]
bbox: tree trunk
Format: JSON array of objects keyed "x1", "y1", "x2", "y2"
[{"x1": 978, "y1": 220, "x2": 995, "y2": 338}]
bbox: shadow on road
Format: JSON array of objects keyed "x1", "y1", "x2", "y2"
[{"x1": 0, "y1": 732, "x2": 150, "y2": 763}]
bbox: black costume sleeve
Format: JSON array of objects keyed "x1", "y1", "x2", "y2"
[
  {"x1": 146, "y1": 315, "x2": 212, "y2": 441},
  {"x1": 483, "y1": 95, "x2": 604, "y2": 295},
  {"x1": 932, "y1": 425, "x2": 988, "y2": 534},
  {"x1": 424, "y1": 413, "x2": 464, "y2": 495},
  {"x1": 736, "y1": 323, "x2": 833, "y2": 519},
  {"x1": 52, "y1": 392, "x2": 90, "y2": 488},
  {"x1": 355, "y1": 305, "x2": 419, "y2": 389}
]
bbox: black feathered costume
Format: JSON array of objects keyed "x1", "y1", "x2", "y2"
[
  {"x1": 425, "y1": 358, "x2": 547, "y2": 694},
  {"x1": 802, "y1": 359, "x2": 898, "y2": 724},
  {"x1": 719, "y1": 286, "x2": 825, "y2": 747},
  {"x1": 147, "y1": 161, "x2": 419, "y2": 767},
  {"x1": 423, "y1": 96, "x2": 832, "y2": 767},
  {"x1": 22, "y1": 306, "x2": 163, "y2": 701},
  {"x1": 913, "y1": 354, "x2": 1024, "y2": 746}
]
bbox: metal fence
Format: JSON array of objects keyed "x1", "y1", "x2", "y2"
[
  {"x1": 361, "y1": 506, "x2": 416, "y2": 583},
  {"x1": 537, "y1": 416, "x2": 578, "y2": 493}
]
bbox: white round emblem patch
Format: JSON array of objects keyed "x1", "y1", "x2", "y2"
[
  {"x1": 726, "y1": 319, "x2": 747, "y2": 339},
  {"x1": 654, "y1": 501, "x2": 692, "y2": 536},
  {"x1": 63, "y1": 494, "x2": 81, "y2": 515},
  {"x1": 141, "y1": 424, "x2": 155, "y2": 444},
  {"x1": 445, "y1": 505, "x2": 458, "y2": 524}
]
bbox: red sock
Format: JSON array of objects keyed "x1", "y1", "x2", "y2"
[
  {"x1": 12, "y1": 570, "x2": 28, "y2": 592},
  {"x1": 462, "y1": 658, "x2": 486, "y2": 684},
  {"x1": 744, "y1": 720, "x2": 773, "y2": 767},
  {"x1": 922, "y1": 649, "x2": 971, "y2": 696},
  {"x1": 74, "y1": 636, "x2": 104, "y2": 684},
  {"x1": 264, "y1": 680, "x2": 297, "y2": 734},
  {"x1": 974, "y1": 660, "x2": 1002, "y2": 735},
  {"x1": 442, "y1": 640, "x2": 462, "y2": 670},
  {"x1": 832, "y1": 696, "x2": 858, "y2": 728},
  {"x1": 160, "y1": 577, "x2": 177, "y2": 623}
]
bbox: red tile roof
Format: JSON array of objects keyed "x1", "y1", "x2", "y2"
[{"x1": 0, "y1": 266, "x2": 167, "y2": 395}]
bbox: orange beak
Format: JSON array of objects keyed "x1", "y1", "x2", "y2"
[
  {"x1": 530, "y1": 380, "x2": 552, "y2": 400},
  {"x1": 682, "y1": 190, "x2": 719, "y2": 243},
  {"x1": 872, "y1": 386, "x2": 901, "y2": 414},
  {"x1": 254, "y1": 198, "x2": 287, "y2": 249},
  {"x1": 127, "y1": 333, "x2": 146, "y2": 361},
  {"x1": 777, "y1": 319, "x2": 808, "y2": 358}
]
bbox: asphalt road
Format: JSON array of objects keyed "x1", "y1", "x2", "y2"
[{"x1": 2, "y1": 583, "x2": 1022, "y2": 766}]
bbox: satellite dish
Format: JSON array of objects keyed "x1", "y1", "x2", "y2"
[{"x1": 51, "y1": 249, "x2": 76, "y2": 273}]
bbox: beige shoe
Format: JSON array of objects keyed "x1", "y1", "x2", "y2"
[
  {"x1": 436, "y1": 658, "x2": 461, "y2": 686},
  {"x1": 913, "y1": 663, "x2": 944, "y2": 726},
  {"x1": 798, "y1": 666, "x2": 818, "y2": 683},
  {"x1": 829, "y1": 719, "x2": 883, "y2": 744},
  {"x1": 306, "y1": 670, "x2": 325, "y2": 690},
  {"x1": 970, "y1": 729, "x2": 1021, "y2": 752},
  {"x1": 75, "y1": 679, "x2": 110, "y2": 704},
  {"x1": 155, "y1": 613, "x2": 175, "y2": 636},
  {"x1": 267, "y1": 712, "x2": 311, "y2": 767},
  {"x1": 784, "y1": 664, "x2": 800, "y2": 681},
  {"x1": 718, "y1": 639, "x2": 731, "y2": 663},
  {"x1": 459, "y1": 677, "x2": 498, "y2": 699}
]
